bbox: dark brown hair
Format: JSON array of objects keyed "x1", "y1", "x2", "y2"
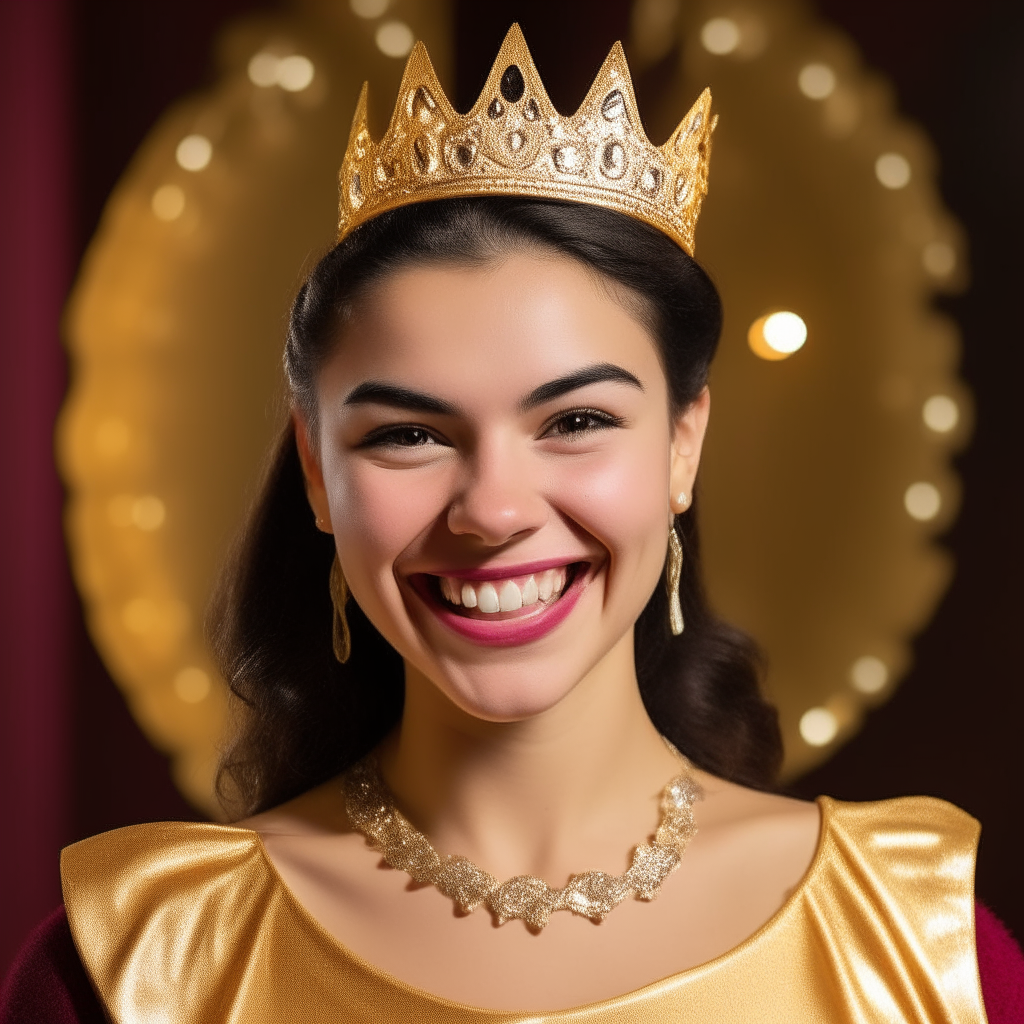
[{"x1": 212, "y1": 197, "x2": 782, "y2": 816}]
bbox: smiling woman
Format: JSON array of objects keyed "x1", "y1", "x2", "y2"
[
  {"x1": 213, "y1": 198, "x2": 780, "y2": 829},
  {"x1": 4, "y1": 23, "x2": 1009, "y2": 1024}
]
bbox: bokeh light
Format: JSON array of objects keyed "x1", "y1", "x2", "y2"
[
  {"x1": 351, "y1": 0, "x2": 390, "y2": 17},
  {"x1": 875, "y1": 152, "x2": 911, "y2": 189},
  {"x1": 248, "y1": 51, "x2": 314, "y2": 91},
  {"x1": 904, "y1": 481, "x2": 941, "y2": 521},
  {"x1": 800, "y1": 707, "x2": 838, "y2": 746},
  {"x1": 748, "y1": 311, "x2": 807, "y2": 360},
  {"x1": 922, "y1": 394, "x2": 959, "y2": 433},
  {"x1": 376, "y1": 20, "x2": 414, "y2": 58},
  {"x1": 107, "y1": 495, "x2": 165, "y2": 530},
  {"x1": 850, "y1": 655, "x2": 888, "y2": 694},
  {"x1": 151, "y1": 184, "x2": 185, "y2": 221},
  {"x1": 174, "y1": 667, "x2": 212, "y2": 704},
  {"x1": 247, "y1": 51, "x2": 280, "y2": 87},
  {"x1": 94, "y1": 417, "x2": 131, "y2": 457},
  {"x1": 176, "y1": 134, "x2": 212, "y2": 172},
  {"x1": 798, "y1": 63, "x2": 836, "y2": 99},
  {"x1": 277, "y1": 55, "x2": 315, "y2": 92},
  {"x1": 701, "y1": 17, "x2": 741, "y2": 55}
]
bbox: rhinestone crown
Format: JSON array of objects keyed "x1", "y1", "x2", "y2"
[{"x1": 338, "y1": 24, "x2": 717, "y2": 256}]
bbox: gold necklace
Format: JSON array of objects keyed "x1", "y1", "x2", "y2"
[{"x1": 343, "y1": 751, "x2": 701, "y2": 931}]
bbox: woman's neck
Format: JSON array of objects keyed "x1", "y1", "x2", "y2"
[{"x1": 379, "y1": 631, "x2": 682, "y2": 884}]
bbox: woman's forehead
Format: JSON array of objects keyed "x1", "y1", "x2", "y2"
[{"x1": 325, "y1": 253, "x2": 666, "y2": 401}]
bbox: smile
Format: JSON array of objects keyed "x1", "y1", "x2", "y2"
[
  {"x1": 408, "y1": 559, "x2": 591, "y2": 647},
  {"x1": 439, "y1": 566, "x2": 569, "y2": 615}
]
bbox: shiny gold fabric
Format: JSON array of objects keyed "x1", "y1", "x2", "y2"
[{"x1": 61, "y1": 796, "x2": 987, "y2": 1023}]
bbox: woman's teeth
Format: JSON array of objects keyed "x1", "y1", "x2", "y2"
[{"x1": 439, "y1": 568, "x2": 568, "y2": 614}]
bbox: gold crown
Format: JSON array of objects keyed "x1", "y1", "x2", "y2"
[{"x1": 337, "y1": 24, "x2": 717, "y2": 256}]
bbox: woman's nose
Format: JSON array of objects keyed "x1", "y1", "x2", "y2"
[{"x1": 446, "y1": 437, "x2": 547, "y2": 546}]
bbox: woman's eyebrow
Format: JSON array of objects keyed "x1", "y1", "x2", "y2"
[
  {"x1": 343, "y1": 363, "x2": 642, "y2": 416},
  {"x1": 518, "y1": 363, "x2": 644, "y2": 411},
  {"x1": 344, "y1": 381, "x2": 461, "y2": 416}
]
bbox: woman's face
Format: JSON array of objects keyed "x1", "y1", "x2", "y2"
[{"x1": 299, "y1": 250, "x2": 708, "y2": 722}]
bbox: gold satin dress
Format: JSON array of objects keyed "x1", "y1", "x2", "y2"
[{"x1": 61, "y1": 795, "x2": 987, "y2": 1023}]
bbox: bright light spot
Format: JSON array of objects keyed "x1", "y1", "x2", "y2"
[
  {"x1": 176, "y1": 134, "x2": 212, "y2": 172},
  {"x1": 122, "y1": 597, "x2": 159, "y2": 635},
  {"x1": 904, "y1": 481, "x2": 941, "y2": 521},
  {"x1": 923, "y1": 394, "x2": 959, "y2": 433},
  {"x1": 748, "y1": 312, "x2": 807, "y2": 360},
  {"x1": 701, "y1": 17, "x2": 741, "y2": 55},
  {"x1": 872, "y1": 830, "x2": 941, "y2": 849},
  {"x1": 247, "y1": 51, "x2": 280, "y2": 87},
  {"x1": 850, "y1": 655, "x2": 888, "y2": 694},
  {"x1": 875, "y1": 152, "x2": 911, "y2": 189},
  {"x1": 278, "y1": 54, "x2": 315, "y2": 91},
  {"x1": 94, "y1": 417, "x2": 130, "y2": 457},
  {"x1": 922, "y1": 241, "x2": 956, "y2": 277},
  {"x1": 174, "y1": 666, "x2": 211, "y2": 703},
  {"x1": 132, "y1": 495, "x2": 166, "y2": 530},
  {"x1": 940, "y1": 954, "x2": 982, "y2": 1001},
  {"x1": 763, "y1": 311, "x2": 807, "y2": 353},
  {"x1": 151, "y1": 184, "x2": 185, "y2": 221},
  {"x1": 108, "y1": 495, "x2": 166, "y2": 530},
  {"x1": 351, "y1": 0, "x2": 390, "y2": 16},
  {"x1": 376, "y1": 20, "x2": 414, "y2": 58},
  {"x1": 122, "y1": 597, "x2": 190, "y2": 640},
  {"x1": 800, "y1": 707, "x2": 838, "y2": 746},
  {"x1": 853, "y1": 960, "x2": 903, "y2": 1019},
  {"x1": 798, "y1": 63, "x2": 836, "y2": 99}
]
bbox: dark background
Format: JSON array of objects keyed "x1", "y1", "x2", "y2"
[{"x1": 2, "y1": 0, "x2": 1021, "y2": 978}]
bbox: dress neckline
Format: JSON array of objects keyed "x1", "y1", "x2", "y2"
[{"x1": 238, "y1": 794, "x2": 830, "y2": 1016}]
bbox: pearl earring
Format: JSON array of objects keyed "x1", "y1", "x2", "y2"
[{"x1": 675, "y1": 491, "x2": 689, "y2": 511}]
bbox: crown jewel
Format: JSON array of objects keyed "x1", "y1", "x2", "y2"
[{"x1": 338, "y1": 25, "x2": 717, "y2": 256}]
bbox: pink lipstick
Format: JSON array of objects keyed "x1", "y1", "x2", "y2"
[{"x1": 409, "y1": 562, "x2": 591, "y2": 647}]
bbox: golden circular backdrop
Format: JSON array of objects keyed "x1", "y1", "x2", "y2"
[{"x1": 60, "y1": 0, "x2": 967, "y2": 814}]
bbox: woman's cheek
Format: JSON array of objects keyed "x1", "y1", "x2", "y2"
[
  {"x1": 329, "y1": 464, "x2": 431, "y2": 595},
  {"x1": 551, "y1": 443, "x2": 668, "y2": 551}
]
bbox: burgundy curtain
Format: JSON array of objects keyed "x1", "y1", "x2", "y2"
[{"x1": 0, "y1": 0, "x2": 72, "y2": 977}]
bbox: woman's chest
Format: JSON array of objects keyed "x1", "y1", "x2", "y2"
[{"x1": 258, "y1": 825, "x2": 809, "y2": 1010}]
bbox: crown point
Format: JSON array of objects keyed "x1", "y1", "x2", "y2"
[
  {"x1": 335, "y1": 26, "x2": 716, "y2": 258},
  {"x1": 345, "y1": 82, "x2": 370, "y2": 143},
  {"x1": 503, "y1": 22, "x2": 527, "y2": 44}
]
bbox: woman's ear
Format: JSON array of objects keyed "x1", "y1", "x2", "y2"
[
  {"x1": 669, "y1": 387, "x2": 711, "y2": 513},
  {"x1": 293, "y1": 411, "x2": 333, "y2": 533}
]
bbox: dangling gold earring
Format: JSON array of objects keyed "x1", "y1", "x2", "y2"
[
  {"x1": 329, "y1": 554, "x2": 352, "y2": 663},
  {"x1": 666, "y1": 526, "x2": 684, "y2": 635}
]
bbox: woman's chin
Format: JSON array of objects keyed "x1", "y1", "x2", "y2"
[{"x1": 432, "y1": 673, "x2": 581, "y2": 724}]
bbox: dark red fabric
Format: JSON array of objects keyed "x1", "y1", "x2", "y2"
[
  {"x1": 977, "y1": 902, "x2": 1024, "y2": 1023},
  {"x1": 2, "y1": 901, "x2": 1023, "y2": 1021},
  {"x1": 0, "y1": 908, "x2": 105, "y2": 1024},
  {"x1": 0, "y1": 0, "x2": 74, "y2": 982}
]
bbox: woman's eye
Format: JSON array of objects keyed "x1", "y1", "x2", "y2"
[
  {"x1": 544, "y1": 409, "x2": 622, "y2": 437},
  {"x1": 361, "y1": 425, "x2": 439, "y2": 448}
]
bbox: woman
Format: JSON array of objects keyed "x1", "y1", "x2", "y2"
[{"x1": 3, "y1": 26, "x2": 1021, "y2": 1023}]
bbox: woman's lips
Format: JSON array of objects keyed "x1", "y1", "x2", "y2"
[{"x1": 408, "y1": 561, "x2": 591, "y2": 647}]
